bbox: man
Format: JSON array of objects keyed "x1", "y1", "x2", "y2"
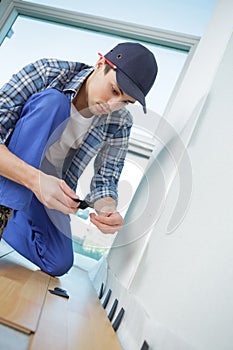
[{"x1": 0, "y1": 42, "x2": 158, "y2": 276}]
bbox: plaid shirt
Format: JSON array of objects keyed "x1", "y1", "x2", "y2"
[{"x1": 0, "y1": 58, "x2": 133, "y2": 206}]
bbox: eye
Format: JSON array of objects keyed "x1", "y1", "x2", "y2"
[
  {"x1": 112, "y1": 85, "x2": 119, "y2": 96},
  {"x1": 124, "y1": 100, "x2": 134, "y2": 105}
]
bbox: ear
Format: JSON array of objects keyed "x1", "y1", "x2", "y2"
[{"x1": 95, "y1": 56, "x2": 105, "y2": 69}]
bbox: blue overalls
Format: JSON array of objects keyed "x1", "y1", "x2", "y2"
[{"x1": 1, "y1": 88, "x2": 75, "y2": 276}]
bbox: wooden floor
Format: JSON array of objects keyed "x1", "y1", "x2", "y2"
[{"x1": 0, "y1": 240, "x2": 122, "y2": 350}]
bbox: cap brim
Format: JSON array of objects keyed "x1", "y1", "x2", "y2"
[{"x1": 116, "y1": 70, "x2": 147, "y2": 113}]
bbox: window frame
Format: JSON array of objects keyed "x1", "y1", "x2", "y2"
[{"x1": 0, "y1": 0, "x2": 199, "y2": 50}]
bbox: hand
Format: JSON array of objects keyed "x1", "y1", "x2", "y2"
[
  {"x1": 33, "y1": 171, "x2": 80, "y2": 214},
  {"x1": 90, "y1": 211, "x2": 124, "y2": 234}
]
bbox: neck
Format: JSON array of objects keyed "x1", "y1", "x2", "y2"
[{"x1": 73, "y1": 80, "x2": 93, "y2": 118}]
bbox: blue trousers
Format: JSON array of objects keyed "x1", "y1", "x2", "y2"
[{"x1": 0, "y1": 89, "x2": 74, "y2": 276}]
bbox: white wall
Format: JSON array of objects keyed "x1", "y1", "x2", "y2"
[
  {"x1": 107, "y1": 0, "x2": 233, "y2": 288},
  {"x1": 103, "y1": 3, "x2": 233, "y2": 348},
  {"x1": 130, "y1": 32, "x2": 233, "y2": 350}
]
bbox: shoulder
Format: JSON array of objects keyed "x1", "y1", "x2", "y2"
[{"x1": 27, "y1": 58, "x2": 91, "y2": 73}]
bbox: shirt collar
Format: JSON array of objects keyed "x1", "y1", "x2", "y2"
[{"x1": 64, "y1": 66, "x2": 94, "y2": 95}]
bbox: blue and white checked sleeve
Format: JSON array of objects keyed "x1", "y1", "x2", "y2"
[
  {"x1": 0, "y1": 58, "x2": 88, "y2": 144},
  {"x1": 85, "y1": 112, "x2": 133, "y2": 206},
  {"x1": 0, "y1": 59, "x2": 48, "y2": 144}
]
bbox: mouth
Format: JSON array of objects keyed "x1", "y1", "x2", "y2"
[{"x1": 96, "y1": 103, "x2": 108, "y2": 115}]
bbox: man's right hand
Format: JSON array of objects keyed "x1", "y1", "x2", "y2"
[
  {"x1": 33, "y1": 171, "x2": 80, "y2": 215},
  {"x1": 0, "y1": 145, "x2": 80, "y2": 215}
]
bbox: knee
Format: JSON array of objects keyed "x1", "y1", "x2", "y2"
[
  {"x1": 22, "y1": 88, "x2": 70, "y2": 125},
  {"x1": 53, "y1": 260, "x2": 74, "y2": 277},
  {"x1": 42, "y1": 252, "x2": 74, "y2": 277},
  {"x1": 40, "y1": 89, "x2": 70, "y2": 116}
]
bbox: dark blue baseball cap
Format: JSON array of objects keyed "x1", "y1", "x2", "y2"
[{"x1": 104, "y1": 42, "x2": 158, "y2": 113}]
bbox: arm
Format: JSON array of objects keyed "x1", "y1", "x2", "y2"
[
  {"x1": 88, "y1": 114, "x2": 132, "y2": 234},
  {"x1": 0, "y1": 144, "x2": 80, "y2": 214},
  {"x1": 0, "y1": 59, "x2": 84, "y2": 213},
  {"x1": 0, "y1": 59, "x2": 50, "y2": 142},
  {"x1": 0, "y1": 58, "x2": 85, "y2": 144}
]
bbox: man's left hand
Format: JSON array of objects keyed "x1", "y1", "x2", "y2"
[{"x1": 89, "y1": 211, "x2": 123, "y2": 234}]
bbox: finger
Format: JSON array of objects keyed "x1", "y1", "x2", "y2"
[
  {"x1": 52, "y1": 190, "x2": 78, "y2": 210},
  {"x1": 60, "y1": 180, "x2": 79, "y2": 200},
  {"x1": 90, "y1": 221, "x2": 120, "y2": 234},
  {"x1": 46, "y1": 197, "x2": 78, "y2": 215},
  {"x1": 67, "y1": 197, "x2": 81, "y2": 209},
  {"x1": 59, "y1": 180, "x2": 80, "y2": 208},
  {"x1": 90, "y1": 214, "x2": 122, "y2": 234},
  {"x1": 92, "y1": 213, "x2": 123, "y2": 226}
]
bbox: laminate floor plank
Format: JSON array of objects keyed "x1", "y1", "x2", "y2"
[
  {"x1": 29, "y1": 267, "x2": 122, "y2": 350},
  {"x1": 0, "y1": 253, "x2": 50, "y2": 333}
]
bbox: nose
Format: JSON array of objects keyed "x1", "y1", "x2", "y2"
[{"x1": 108, "y1": 97, "x2": 126, "y2": 111}]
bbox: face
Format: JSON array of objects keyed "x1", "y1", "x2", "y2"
[{"x1": 86, "y1": 58, "x2": 136, "y2": 115}]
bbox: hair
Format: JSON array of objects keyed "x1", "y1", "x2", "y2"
[{"x1": 104, "y1": 63, "x2": 113, "y2": 75}]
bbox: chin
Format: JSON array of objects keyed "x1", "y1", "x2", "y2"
[{"x1": 88, "y1": 104, "x2": 99, "y2": 115}]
